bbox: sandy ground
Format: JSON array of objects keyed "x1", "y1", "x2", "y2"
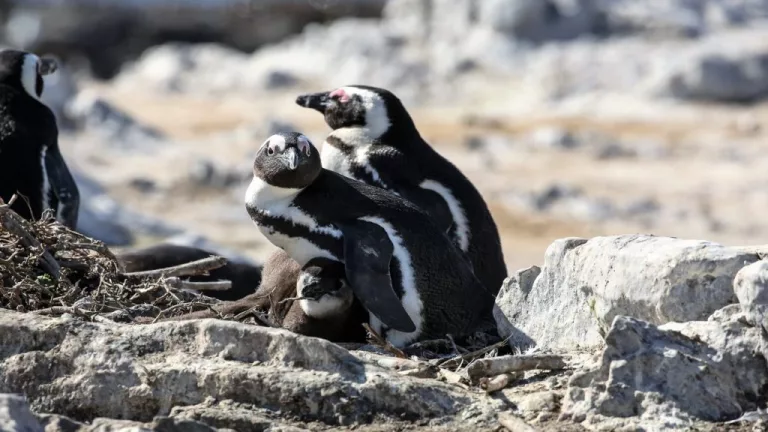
[{"x1": 62, "y1": 83, "x2": 768, "y2": 272}]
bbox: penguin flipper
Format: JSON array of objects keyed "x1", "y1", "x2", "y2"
[
  {"x1": 339, "y1": 220, "x2": 417, "y2": 333},
  {"x1": 399, "y1": 187, "x2": 453, "y2": 234},
  {"x1": 44, "y1": 140, "x2": 80, "y2": 230}
]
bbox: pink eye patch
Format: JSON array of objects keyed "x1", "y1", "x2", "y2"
[{"x1": 330, "y1": 88, "x2": 350, "y2": 103}]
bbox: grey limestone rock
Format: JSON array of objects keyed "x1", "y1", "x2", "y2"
[
  {"x1": 494, "y1": 234, "x2": 759, "y2": 351},
  {"x1": 0, "y1": 310, "x2": 504, "y2": 431},
  {"x1": 562, "y1": 314, "x2": 768, "y2": 428}
]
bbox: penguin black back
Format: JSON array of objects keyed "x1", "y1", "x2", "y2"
[
  {"x1": 0, "y1": 49, "x2": 79, "y2": 229},
  {"x1": 115, "y1": 243, "x2": 263, "y2": 301},
  {"x1": 295, "y1": 85, "x2": 508, "y2": 297},
  {"x1": 245, "y1": 132, "x2": 495, "y2": 348}
]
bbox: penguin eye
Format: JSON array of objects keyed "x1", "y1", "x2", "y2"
[{"x1": 267, "y1": 147, "x2": 275, "y2": 156}]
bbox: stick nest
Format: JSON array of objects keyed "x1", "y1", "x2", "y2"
[{"x1": 0, "y1": 205, "x2": 218, "y2": 323}]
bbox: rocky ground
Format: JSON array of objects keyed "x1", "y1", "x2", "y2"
[
  {"x1": 4, "y1": 0, "x2": 768, "y2": 430},
  {"x1": 1, "y1": 228, "x2": 768, "y2": 431}
]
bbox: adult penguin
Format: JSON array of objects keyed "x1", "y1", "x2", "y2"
[
  {"x1": 0, "y1": 49, "x2": 79, "y2": 229},
  {"x1": 295, "y1": 85, "x2": 507, "y2": 296},
  {"x1": 244, "y1": 131, "x2": 493, "y2": 348}
]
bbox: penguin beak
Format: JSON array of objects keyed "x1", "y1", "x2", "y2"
[
  {"x1": 279, "y1": 147, "x2": 300, "y2": 171},
  {"x1": 295, "y1": 92, "x2": 330, "y2": 114},
  {"x1": 38, "y1": 58, "x2": 57, "y2": 76}
]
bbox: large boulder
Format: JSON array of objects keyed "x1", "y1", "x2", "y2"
[
  {"x1": 494, "y1": 234, "x2": 761, "y2": 351},
  {"x1": 562, "y1": 314, "x2": 768, "y2": 428},
  {"x1": 0, "y1": 310, "x2": 504, "y2": 430}
]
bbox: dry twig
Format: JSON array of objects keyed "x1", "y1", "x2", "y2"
[
  {"x1": 363, "y1": 323, "x2": 407, "y2": 358},
  {"x1": 0, "y1": 201, "x2": 60, "y2": 279},
  {"x1": 466, "y1": 354, "x2": 567, "y2": 382},
  {"x1": 122, "y1": 256, "x2": 227, "y2": 280},
  {"x1": 165, "y1": 277, "x2": 232, "y2": 292},
  {"x1": 0, "y1": 204, "x2": 218, "y2": 322}
]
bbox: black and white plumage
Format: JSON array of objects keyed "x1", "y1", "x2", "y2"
[
  {"x1": 244, "y1": 131, "x2": 493, "y2": 348},
  {"x1": 0, "y1": 49, "x2": 79, "y2": 229},
  {"x1": 295, "y1": 85, "x2": 507, "y2": 296}
]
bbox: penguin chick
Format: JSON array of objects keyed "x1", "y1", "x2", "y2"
[
  {"x1": 295, "y1": 85, "x2": 507, "y2": 297},
  {"x1": 0, "y1": 49, "x2": 79, "y2": 229},
  {"x1": 244, "y1": 131, "x2": 493, "y2": 348},
  {"x1": 161, "y1": 249, "x2": 368, "y2": 344}
]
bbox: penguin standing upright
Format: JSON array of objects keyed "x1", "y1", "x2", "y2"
[
  {"x1": 244, "y1": 131, "x2": 493, "y2": 348},
  {"x1": 0, "y1": 49, "x2": 79, "y2": 229},
  {"x1": 295, "y1": 85, "x2": 507, "y2": 296}
]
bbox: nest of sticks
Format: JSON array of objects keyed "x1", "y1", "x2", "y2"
[
  {"x1": 0, "y1": 197, "x2": 574, "y2": 395},
  {"x1": 0, "y1": 196, "x2": 232, "y2": 324}
]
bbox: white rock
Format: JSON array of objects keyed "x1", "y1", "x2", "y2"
[
  {"x1": 495, "y1": 234, "x2": 759, "y2": 351},
  {"x1": 0, "y1": 310, "x2": 504, "y2": 430},
  {"x1": 0, "y1": 394, "x2": 44, "y2": 432},
  {"x1": 562, "y1": 315, "x2": 768, "y2": 427},
  {"x1": 734, "y1": 260, "x2": 768, "y2": 306}
]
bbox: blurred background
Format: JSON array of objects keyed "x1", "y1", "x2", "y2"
[{"x1": 5, "y1": 0, "x2": 768, "y2": 270}]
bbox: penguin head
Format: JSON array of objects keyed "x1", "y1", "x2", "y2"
[
  {"x1": 252, "y1": 131, "x2": 321, "y2": 189},
  {"x1": 296, "y1": 85, "x2": 417, "y2": 141},
  {"x1": 297, "y1": 257, "x2": 354, "y2": 318},
  {"x1": 0, "y1": 49, "x2": 57, "y2": 101}
]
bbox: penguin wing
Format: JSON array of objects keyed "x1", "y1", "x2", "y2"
[
  {"x1": 398, "y1": 187, "x2": 454, "y2": 234},
  {"x1": 43, "y1": 138, "x2": 80, "y2": 230},
  {"x1": 338, "y1": 220, "x2": 417, "y2": 333}
]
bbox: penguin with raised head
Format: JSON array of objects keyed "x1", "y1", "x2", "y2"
[
  {"x1": 295, "y1": 85, "x2": 507, "y2": 296},
  {"x1": 0, "y1": 49, "x2": 79, "y2": 229},
  {"x1": 115, "y1": 243, "x2": 264, "y2": 302},
  {"x1": 244, "y1": 131, "x2": 493, "y2": 348}
]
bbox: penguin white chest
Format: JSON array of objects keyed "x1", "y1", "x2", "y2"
[
  {"x1": 320, "y1": 143, "x2": 352, "y2": 177},
  {"x1": 245, "y1": 177, "x2": 342, "y2": 266}
]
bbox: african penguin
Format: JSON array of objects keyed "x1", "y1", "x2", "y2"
[
  {"x1": 295, "y1": 85, "x2": 508, "y2": 296},
  {"x1": 115, "y1": 243, "x2": 263, "y2": 302},
  {"x1": 161, "y1": 249, "x2": 368, "y2": 344},
  {"x1": 244, "y1": 131, "x2": 493, "y2": 348},
  {"x1": 0, "y1": 49, "x2": 79, "y2": 229}
]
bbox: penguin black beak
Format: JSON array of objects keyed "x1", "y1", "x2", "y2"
[
  {"x1": 295, "y1": 92, "x2": 330, "y2": 114},
  {"x1": 38, "y1": 58, "x2": 57, "y2": 76},
  {"x1": 279, "y1": 147, "x2": 300, "y2": 171}
]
